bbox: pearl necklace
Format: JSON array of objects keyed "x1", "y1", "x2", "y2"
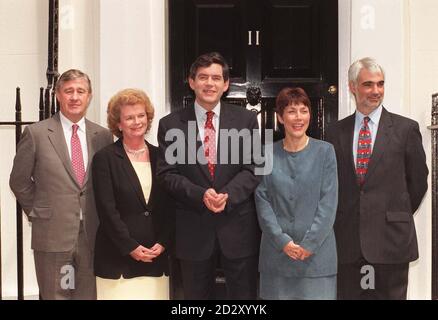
[{"x1": 123, "y1": 143, "x2": 146, "y2": 158}]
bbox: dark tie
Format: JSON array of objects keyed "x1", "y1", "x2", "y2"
[
  {"x1": 356, "y1": 116, "x2": 372, "y2": 185},
  {"x1": 71, "y1": 124, "x2": 86, "y2": 187},
  {"x1": 204, "y1": 111, "x2": 216, "y2": 179}
]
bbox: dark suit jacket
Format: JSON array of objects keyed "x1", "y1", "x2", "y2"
[
  {"x1": 157, "y1": 103, "x2": 261, "y2": 261},
  {"x1": 9, "y1": 112, "x2": 113, "y2": 252},
  {"x1": 326, "y1": 107, "x2": 428, "y2": 264},
  {"x1": 92, "y1": 139, "x2": 174, "y2": 279}
]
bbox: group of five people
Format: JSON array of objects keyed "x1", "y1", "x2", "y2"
[{"x1": 9, "y1": 52, "x2": 428, "y2": 300}]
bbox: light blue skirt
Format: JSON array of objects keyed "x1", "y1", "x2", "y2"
[{"x1": 260, "y1": 273, "x2": 336, "y2": 300}]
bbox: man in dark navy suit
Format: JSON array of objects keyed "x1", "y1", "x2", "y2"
[{"x1": 157, "y1": 52, "x2": 261, "y2": 299}]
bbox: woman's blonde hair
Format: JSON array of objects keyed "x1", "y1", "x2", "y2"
[{"x1": 107, "y1": 88, "x2": 154, "y2": 138}]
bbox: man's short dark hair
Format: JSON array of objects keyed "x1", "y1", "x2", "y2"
[{"x1": 189, "y1": 52, "x2": 230, "y2": 81}]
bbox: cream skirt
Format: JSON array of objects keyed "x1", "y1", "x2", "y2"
[{"x1": 96, "y1": 275, "x2": 169, "y2": 300}]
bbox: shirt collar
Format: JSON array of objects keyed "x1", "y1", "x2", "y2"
[
  {"x1": 355, "y1": 104, "x2": 383, "y2": 125},
  {"x1": 194, "y1": 101, "x2": 221, "y2": 120},
  {"x1": 59, "y1": 111, "x2": 86, "y2": 132}
]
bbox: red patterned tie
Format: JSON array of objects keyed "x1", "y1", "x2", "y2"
[
  {"x1": 204, "y1": 111, "x2": 216, "y2": 179},
  {"x1": 356, "y1": 116, "x2": 372, "y2": 185},
  {"x1": 71, "y1": 124, "x2": 86, "y2": 187}
]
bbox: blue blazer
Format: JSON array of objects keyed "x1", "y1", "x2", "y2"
[{"x1": 255, "y1": 139, "x2": 338, "y2": 277}]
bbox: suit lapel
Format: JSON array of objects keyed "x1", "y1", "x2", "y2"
[
  {"x1": 181, "y1": 106, "x2": 212, "y2": 181},
  {"x1": 146, "y1": 141, "x2": 158, "y2": 206},
  {"x1": 365, "y1": 107, "x2": 391, "y2": 182},
  {"x1": 83, "y1": 119, "x2": 98, "y2": 187},
  {"x1": 214, "y1": 103, "x2": 233, "y2": 182},
  {"x1": 148, "y1": 141, "x2": 157, "y2": 180},
  {"x1": 340, "y1": 114, "x2": 357, "y2": 178},
  {"x1": 115, "y1": 139, "x2": 148, "y2": 209},
  {"x1": 47, "y1": 113, "x2": 79, "y2": 188}
]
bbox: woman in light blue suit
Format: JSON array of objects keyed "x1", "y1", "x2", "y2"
[{"x1": 255, "y1": 87, "x2": 338, "y2": 300}]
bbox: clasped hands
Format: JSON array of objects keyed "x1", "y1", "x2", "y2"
[
  {"x1": 130, "y1": 243, "x2": 164, "y2": 262},
  {"x1": 283, "y1": 241, "x2": 312, "y2": 261},
  {"x1": 203, "y1": 188, "x2": 228, "y2": 213}
]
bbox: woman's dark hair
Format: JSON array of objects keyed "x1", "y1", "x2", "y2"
[{"x1": 275, "y1": 87, "x2": 311, "y2": 116}]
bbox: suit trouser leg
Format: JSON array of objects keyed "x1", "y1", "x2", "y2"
[
  {"x1": 220, "y1": 253, "x2": 258, "y2": 300},
  {"x1": 71, "y1": 222, "x2": 97, "y2": 299},
  {"x1": 179, "y1": 235, "x2": 258, "y2": 301},
  {"x1": 179, "y1": 254, "x2": 217, "y2": 300},
  {"x1": 338, "y1": 258, "x2": 409, "y2": 300},
  {"x1": 34, "y1": 222, "x2": 96, "y2": 300}
]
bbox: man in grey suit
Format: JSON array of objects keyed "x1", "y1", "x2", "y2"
[
  {"x1": 10, "y1": 69, "x2": 113, "y2": 299},
  {"x1": 326, "y1": 57, "x2": 428, "y2": 299}
]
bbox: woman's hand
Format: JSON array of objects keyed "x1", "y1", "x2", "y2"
[
  {"x1": 283, "y1": 241, "x2": 301, "y2": 260},
  {"x1": 129, "y1": 245, "x2": 152, "y2": 262},
  {"x1": 130, "y1": 243, "x2": 166, "y2": 263},
  {"x1": 297, "y1": 247, "x2": 312, "y2": 260},
  {"x1": 283, "y1": 241, "x2": 313, "y2": 261}
]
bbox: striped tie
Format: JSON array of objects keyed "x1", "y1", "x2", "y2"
[{"x1": 356, "y1": 116, "x2": 372, "y2": 185}]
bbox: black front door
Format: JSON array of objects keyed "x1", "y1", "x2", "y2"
[
  {"x1": 168, "y1": 0, "x2": 338, "y2": 299},
  {"x1": 169, "y1": 0, "x2": 338, "y2": 140}
]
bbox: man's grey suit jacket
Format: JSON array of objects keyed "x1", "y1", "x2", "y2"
[{"x1": 10, "y1": 112, "x2": 113, "y2": 253}]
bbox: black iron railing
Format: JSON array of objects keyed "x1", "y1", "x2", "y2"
[
  {"x1": 428, "y1": 93, "x2": 438, "y2": 300},
  {"x1": 0, "y1": 0, "x2": 58, "y2": 300}
]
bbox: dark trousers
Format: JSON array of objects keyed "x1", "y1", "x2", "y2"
[
  {"x1": 337, "y1": 257, "x2": 409, "y2": 300},
  {"x1": 179, "y1": 244, "x2": 258, "y2": 300}
]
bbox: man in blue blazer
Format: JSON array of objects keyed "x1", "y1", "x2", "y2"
[
  {"x1": 157, "y1": 52, "x2": 261, "y2": 299},
  {"x1": 326, "y1": 57, "x2": 428, "y2": 299}
]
